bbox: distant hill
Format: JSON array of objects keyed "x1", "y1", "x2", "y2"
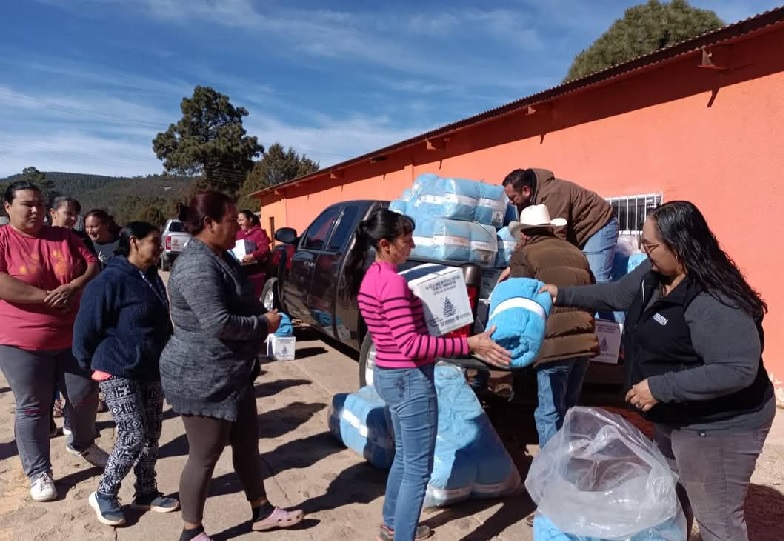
[{"x1": 0, "y1": 172, "x2": 195, "y2": 226}]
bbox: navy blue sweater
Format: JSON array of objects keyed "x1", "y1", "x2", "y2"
[{"x1": 73, "y1": 256, "x2": 172, "y2": 381}]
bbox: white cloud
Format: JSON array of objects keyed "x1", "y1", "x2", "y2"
[{"x1": 0, "y1": 84, "x2": 428, "y2": 177}]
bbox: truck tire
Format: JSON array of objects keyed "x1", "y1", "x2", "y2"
[
  {"x1": 160, "y1": 254, "x2": 170, "y2": 272},
  {"x1": 358, "y1": 334, "x2": 377, "y2": 388},
  {"x1": 261, "y1": 278, "x2": 280, "y2": 311}
]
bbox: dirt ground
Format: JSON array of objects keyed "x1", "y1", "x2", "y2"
[{"x1": 1, "y1": 328, "x2": 783, "y2": 541}]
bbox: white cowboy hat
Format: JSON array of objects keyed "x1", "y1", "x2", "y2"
[{"x1": 509, "y1": 204, "x2": 567, "y2": 238}]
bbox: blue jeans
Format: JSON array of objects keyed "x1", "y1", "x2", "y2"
[
  {"x1": 534, "y1": 358, "x2": 590, "y2": 448},
  {"x1": 374, "y1": 364, "x2": 437, "y2": 541},
  {"x1": 582, "y1": 217, "x2": 619, "y2": 321}
]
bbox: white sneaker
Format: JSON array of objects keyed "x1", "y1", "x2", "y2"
[
  {"x1": 67, "y1": 443, "x2": 110, "y2": 468},
  {"x1": 30, "y1": 472, "x2": 57, "y2": 502}
]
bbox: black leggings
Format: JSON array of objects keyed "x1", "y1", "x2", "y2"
[{"x1": 179, "y1": 388, "x2": 267, "y2": 524}]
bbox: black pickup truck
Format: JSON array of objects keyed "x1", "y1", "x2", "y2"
[{"x1": 264, "y1": 199, "x2": 623, "y2": 405}]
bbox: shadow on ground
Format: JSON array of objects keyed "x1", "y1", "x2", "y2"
[
  {"x1": 299, "y1": 461, "x2": 387, "y2": 514},
  {"x1": 747, "y1": 483, "x2": 784, "y2": 541},
  {"x1": 257, "y1": 402, "x2": 326, "y2": 440},
  {"x1": 254, "y1": 377, "x2": 311, "y2": 398}
]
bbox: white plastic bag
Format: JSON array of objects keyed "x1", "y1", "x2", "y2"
[{"x1": 525, "y1": 407, "x2": 685, "y2": 540}]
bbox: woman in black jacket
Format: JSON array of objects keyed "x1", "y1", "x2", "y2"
[
  {"x1": 73, "y1": 222, "x2": 179, "y2": 527},
  {"x1": 541, "y1": 201, "x2": 774, "y2": 541}
]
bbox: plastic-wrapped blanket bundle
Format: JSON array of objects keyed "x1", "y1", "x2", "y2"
[
  {"x1": 526, "y1": 407, "x2": 687, "y2": 541},
  {"x1": 411, "y1": 217, "x2": 498, "y2": 266},
  {"x1": 388, "y1": 188, "x2": 413, "y2": 215},
  {"x1": 424, "y1": 363, "x2": 521, "y2": 508},
  {"x1": 407, "y1": 174, "x2": 507, "y2": 227},
  {"x1": 495, "y1": 227, "x2": 518, "y2": 267},
  {"x1": 487, "y1": 277, "x2": 552, "y2": 368},
  {"x1": 327, "y1": 386, "x2": 395, "y2": 470}
]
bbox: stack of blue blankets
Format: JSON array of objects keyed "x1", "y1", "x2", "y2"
[
  {"x1": 410, "y1": 217, "x2": 498, "y2": 266},
  {"x1": 387, "y1": 174, "x2": 509, "y2": 267},
  {"x1": 487, "y1": 277, "x2": 552, "y2": 368}
]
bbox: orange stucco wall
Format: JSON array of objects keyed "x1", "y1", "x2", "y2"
[{"x1": 259, "y1": 26, "x2": 784, "y2": 388}]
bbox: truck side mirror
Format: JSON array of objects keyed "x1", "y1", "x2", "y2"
[{"x1": 275, "y1": 227, "x2": 298, "y2": 244}]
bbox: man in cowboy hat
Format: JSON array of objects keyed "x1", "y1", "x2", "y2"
[
  {"x1": 502, "y1": 168, "x2": 618, "y2": 289},
  {"x1": 508, "y1": 205, "x2": 599, "y2": 453}
]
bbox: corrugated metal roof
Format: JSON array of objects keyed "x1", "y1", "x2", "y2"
[{"x1": 253, "y1": 6, "x2": 784, "y2": 198}]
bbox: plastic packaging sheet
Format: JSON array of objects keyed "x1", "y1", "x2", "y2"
[{"x1": 525, "y1": 407, "x2": 686, "y2": 541}]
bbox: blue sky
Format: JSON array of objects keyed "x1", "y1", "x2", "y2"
[{"x1": 0, "y1": 0, "x2": 780, "y2": 177}]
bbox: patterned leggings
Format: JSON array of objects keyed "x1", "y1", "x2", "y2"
[{"x1": 97, "y1": 378, "x2": 164, "y2": 498}]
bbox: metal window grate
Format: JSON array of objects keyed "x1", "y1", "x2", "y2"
[{"x1": 607, "y1": 194, "x2": 663, "y2": 236}]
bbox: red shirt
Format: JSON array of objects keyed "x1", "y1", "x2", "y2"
[{"x1": 0, "y1": 225, "x2": 97, "y2": 350}]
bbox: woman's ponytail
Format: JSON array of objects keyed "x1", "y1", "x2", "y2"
[
  {"x1": 343, "y1": 208, "x2": 415, "y2": 298},
  {"x1": 344, "y1": 220, "x2": 370, "y2": 297}
]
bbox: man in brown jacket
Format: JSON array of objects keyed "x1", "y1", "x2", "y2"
[
  {"x1": 503, "y1": 168, "x2": 619, "y2": 290},
  {"x1": 508, "y1": 204, "x2": 599, "y2": 449}
]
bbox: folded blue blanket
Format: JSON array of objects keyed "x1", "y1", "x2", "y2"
[
  {"x1": 275, "y1": 313, "x2": 294, "y2": 337},
  {"x1": 487, "y1": 278, "x2": 552, "y2": 368}
]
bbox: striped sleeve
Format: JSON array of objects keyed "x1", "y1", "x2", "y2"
[{"x1": 378, "y1": 274, "x2": 469, "y2": 361}]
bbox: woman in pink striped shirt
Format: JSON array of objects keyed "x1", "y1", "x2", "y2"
[{"x1": 345, "y1": 208, "x2": 510, "y2": 541}]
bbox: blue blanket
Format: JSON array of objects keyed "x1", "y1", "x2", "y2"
[
  {"x1": 424, "y1": 363, "x2": 521, "y2": 508},
  {"x1": 487, "y1": 278, "x2": 552, "y2": 368},
  {"x1": 327, "y1": 386, "x2": 395, "y2": 470},
  {"x1": 275, "y1": 313, "x2": 294, "y2": 337}
]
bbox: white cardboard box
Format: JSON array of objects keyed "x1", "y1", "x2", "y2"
[
  {"x1": 266, "y1": 335, "x2": 296, "y2": 361},
  {"x1": 399, "y1": 264, "x2": 473, "y2": 336},
  {"x1": 592, "y1": 320, "x2": 623, "y2": 364}
]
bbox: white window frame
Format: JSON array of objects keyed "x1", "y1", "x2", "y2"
[{"x1": 605, "y1": 193, "x2": 663, "y2": 239}]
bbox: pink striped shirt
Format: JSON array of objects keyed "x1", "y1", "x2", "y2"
[{"x1": 358, "y1": 261, "x2": 469, "y2": 369}]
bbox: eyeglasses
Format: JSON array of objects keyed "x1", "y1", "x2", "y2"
[{"x1": 639, "y1": 239, "x2": 660, "y2": 254}]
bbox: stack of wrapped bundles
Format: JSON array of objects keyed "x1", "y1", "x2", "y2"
[
  {"x1": 410, "y1": 217, "x2": 498, "y2": 266},
  {"x1": 406, "y1": 174, "x2": 507, "y2": 226},
  {"x1": 387, "y1": 174, "x2": 509, "y2": 267}
]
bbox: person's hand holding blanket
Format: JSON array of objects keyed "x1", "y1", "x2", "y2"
[{"x1": 468, "y1": 325, "x2": 511, "y2": 368}]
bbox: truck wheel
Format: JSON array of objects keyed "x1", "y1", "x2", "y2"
[
  {"x1": 160, "y1": 254, "x2": 170, "y2": 272},
  {"x1": 261, "y1": 278, "x2": 280, "y2": 311},
  {"x1": 359, "y1": 334, "x2": 377, "y2": 388}
]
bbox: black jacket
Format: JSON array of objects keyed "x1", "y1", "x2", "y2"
[
  {"x1": 73, "y1": 256, "x2": 172, "y2": 381},
  {"x1": 559, "y1": 260, "x2": 775, "y2": 431}
]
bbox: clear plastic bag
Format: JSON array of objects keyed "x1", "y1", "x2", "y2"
[{"x1": 525, "y1": 407, "x2": 685, "y2": 540}]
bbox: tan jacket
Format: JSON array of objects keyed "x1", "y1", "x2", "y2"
[
  {"x1": 528, "y1": 168, "x2": 615, "y2": 248},
  {"x1": 509, "y1": 235, "x2": 599, "y2": 364}
]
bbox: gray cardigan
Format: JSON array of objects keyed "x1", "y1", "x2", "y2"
[{"x1": 159, "y1": 238, "x2": 269, "y2": 421}]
